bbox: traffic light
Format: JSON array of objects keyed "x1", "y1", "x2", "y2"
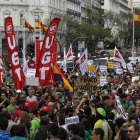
[
  {"x1": 29, "y1": 44, "x2": 35, "y2": 58},
  {"x1": 26, "y1": 44, "x2": 35, "y2": 58}
]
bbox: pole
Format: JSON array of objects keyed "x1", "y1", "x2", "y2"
[
  {"x1": 23, "y1": 17, "x2": 26, "y2": 64},
  {"x1": 132, "y1": 7, "x2": 135, "y2": 57},
  {"x1": 39, "y1": 12, "x2": 41, "y2": 40}
]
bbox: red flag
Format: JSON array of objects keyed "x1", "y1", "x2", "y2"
[
  {"x1": 0, "y1": 55, "x2": 3, "y2": 85},
  {"x1": 5, "y1": 17, "x2": 25, "y2": 89},
  {"x1": 66, "y1": 45, "x2": 73, "y2": 60},
  {"x1": 36, "y1": 18, "x2": 60, "y2": 86},
  {"x1": 113, "y1": 47, "x2": 126, "y2": 69}
]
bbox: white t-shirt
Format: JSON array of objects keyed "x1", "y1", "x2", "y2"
[{"x1": 27, "y1": 95, "x2": 36, "y2": 102}]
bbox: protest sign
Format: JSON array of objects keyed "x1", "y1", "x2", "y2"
[
  {"x1": 100, "y1": 77, "x2": 107, "y2": 86},
  {"x1": 127, "y1": 63, "x2": 133, "y2": 70},
  {"x1": 115, "y1": 95, "x2": 127, "y2": 119},
  {"x1": 88, "y1": 71, "x2": 96, "y2": 77},
  {"x1": 87, "y1": 65, "x2": 95, "y2": 71},
  {"x1": 132, "y1": 76, "x2": 139, "y2": 82},
  {"x1": 65, "y1": 116, "x2": 79, "y2": 130},
  {"x1": 99, "y1": 65, "x2": 107, "y2": 76},
  {"x1": 26, "y1": 77, "x2": 39, "y2": 86},
  {"x1": 108, "y1": 62, "x2": 113, "y2": 68},
  {"x1": 116, "y1": 69, "x2": 123, "y2": 74},
  {"x1": 114, "y1": 62, "x2": 121, "y2": 69},
  {"x1": 26, "y1": 68, "x2": 36, "y2": 77},
  {"x1": 78, "y1": 77, "x2": 98, "y2": 91}
]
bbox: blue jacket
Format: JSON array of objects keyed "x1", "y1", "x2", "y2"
[{"x1": 0, "y1": 131, "x2": 13, "y2": 140}]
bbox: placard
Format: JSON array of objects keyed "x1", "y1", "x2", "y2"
[
  {"x1": 108, "y1": 62, "x2": 113, "y2": 68},
  {"x1": 114, "y1": 63, "x2": 121, "y2": 69},
  {"x1": 100, "y1": 77, "x2": 107, "y2": 86},
  {"x1": 26, "y1": 77, "x2": 39, "y2": 86},
  {"x1": 127, "y1": 63, "x2": 133, "y2": 70},
  {"x1": 132, "y1": 76, "x2": 139, "y2": 82},
  {"x1": 78, "y1": 77, "x2": 98, "y2": 91},
  {"x1": 26, "y1": 68, "x2": 36, "y2": 77},
  {"x1": 116, "y1": 69, "x2": 123, "y2": 74},
  {"x1": 115, "y1": 95, "x2": 127, "y2": 119},
  {"x1": 88, "y1": 71, "x2": 96, "y2": 77},
  {"x1": 65, "y1": 116, "x2": 79, "y2": 130},
  {"x1": 99, "y1": 65, "x2": 107, "y2": 76},
  {"x1": 87, "y1": 65, "x2": 95, "y2": 71}
]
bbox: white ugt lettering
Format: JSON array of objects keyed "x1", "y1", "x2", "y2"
[
  {"x1": 45, "y1": 36, "x2": 54, "y2": 49},
  {"x1": 12, "y1": 52, "x2": 19, "y2": 66},
  {"x1": 8, "y1": 35, "x2": 16, "y2": 50},
  {"x1": 15, "y1": 68, "x2": 21, "y2": 81},
  {"x1": 40, "y1": 67, "x2": 49, "y2": 80},
  {"x1": 41, "y1": 52, "x2": 51, "y2": 64}
]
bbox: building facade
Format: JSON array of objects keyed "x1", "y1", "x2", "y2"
[{"x1": 0, "y1": 0, "x2": 102, "y2": 59}]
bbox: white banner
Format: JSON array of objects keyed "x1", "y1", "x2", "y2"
[
  {"x1": 116, "y1": 69, "x2": 123, "y2": 74},
  {"x1": 26, "y1": 77, "x2": 39, "y2": 86},
  {"x1": 88, "y1": 71, "x2": 96, "y2": 77},
  {"x1": 65, "y1": 116, "x2": 79, "y2": 130},
  {"x1": 115, "y1": 95, "x2": 127, "y2": 119},
  {"x1": 114, "y1": 62, "x2": 121, "y2": 69},
  {"x1": 26, "y1": 68, "x2": 36, "y2": 77},
  {"x1": 99, "y1": 65, "x2": 107, "y2": 76},
  {"x1": 132, "y1": 76, "x2": 139, "y2": 82},
  {"x1": 127, "y1": 63, "x2": 133, "y2": 70},
  {"x1": 63, "y1": 48, "x2": 67, "y2": 72},
  {"x1": 100, "y1": 76, "x2": 107, "y2": 86},
  {"x1": 79, "y1": 49, "x2": 88, "y2": 75},
  {"x1": 113, "y1": 47, "x2": 126, "y2": 69}
]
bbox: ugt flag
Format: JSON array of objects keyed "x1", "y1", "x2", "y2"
[
  {"x1": 79, "y1": 49, "x2": 88, "y2": 75},
  {"x1": 113, "y1": 47, "x2": 126, "y2": 69}
]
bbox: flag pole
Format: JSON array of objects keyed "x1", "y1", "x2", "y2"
[
  {"x1": 23, "y1": 17, "x2": 26, "y2": 64},
  {"x1": 39, "y1": 12, "x2": 41, "y2": 40},
  {"x1": 132, "y1": 7, "x2": 135, "y2": 57}
]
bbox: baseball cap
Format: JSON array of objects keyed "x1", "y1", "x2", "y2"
[
  {"x1": 24, "y1": 102, "x2": 31, "y2": 108},
  {"x1": 42, "y1": 106, "x2": 50, "y2": 112},
  {"x1": 97, "y1": 108, "x2": 106, "y2": 117},
  {"x1": 30, "y1": 101, "x2": 38, "y2": 108}
]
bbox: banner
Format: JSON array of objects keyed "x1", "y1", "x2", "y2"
[
  {"x1": 5, "y1": 17, "x2": 25, "y2": 89},
  {"x1": 108, "y1": 62, "x2": 113, "y2": 68},
  {"x1": 26, "y1": 68, "x2": 36, "y2": 77},
  {"x1": 26, "y1": 77, "x2": 39, "y2": 86},
  {"x1": 65, "y1": 116, "x2": 79, "y2": 130},
  {"x1": 99, "y1": 65, "x2": 107, "y2": 76},
  {"x1": 22, "y1": 51, "x2": 28, "y2": 76},
  {"x1": 116, "y1": 69, "x2": 123, "y2": 74},
  {"x1": 0, "y1": 54, "x2": 3, "y2": 85},
  {"x1": 114, "y1": 62, "x2": 121, "y2": 69},
  {"x1": 78, "y1": 77, "x2": 98, "y2": 91},
  {"x1": 36, "y1": 40, "x2": 57, "y2": 69},
  {"x1": 100, "y1": 76, "x2": 107, "y2": 86},
  {"x1": 66, "y1": 45, "x2": 73, "y2": 60},
  {"x1": 36, "y1": 18, "x2": 60, "y2": 86},
  {"x1": 63, "y1": 48, "x2": 67, "y2": 72},
  {"x1": 113, "y1": 47, "x2": 126, "y2": 69},
  {"x1": 79, "y1": 49, "x2": 88, "y2": 75},
  {"x1": 115, "y1": 95, "x2": 127, "y2": 119}
]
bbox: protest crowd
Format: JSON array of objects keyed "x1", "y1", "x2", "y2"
[
  {"x1": 1, "y1": 16, "x2": 140, "y2": 140},
  {"x1": 0, "y1": 60, "x2": 140, "y2": 140}
]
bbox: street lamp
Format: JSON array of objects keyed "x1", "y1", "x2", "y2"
[{"x1": 71, "y1": 36, "x2": 86, "y2": 48}]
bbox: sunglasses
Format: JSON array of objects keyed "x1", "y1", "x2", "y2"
[{"x1": 127, "y1": 130, "x2": 135, "y2": 133}]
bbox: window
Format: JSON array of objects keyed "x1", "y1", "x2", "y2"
[
  {"x1": 35, "y1": 0, "x2": 39, "y2": 5},
  {"x1": 20, "y1": 14, "x2": 23, "y2": 26},
  {"x1": 34, "y1": 15, "x2": 39, "y2": 21},
  {"x1": 4, "y1": 14, "x2": 10, "y2": 23}
]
